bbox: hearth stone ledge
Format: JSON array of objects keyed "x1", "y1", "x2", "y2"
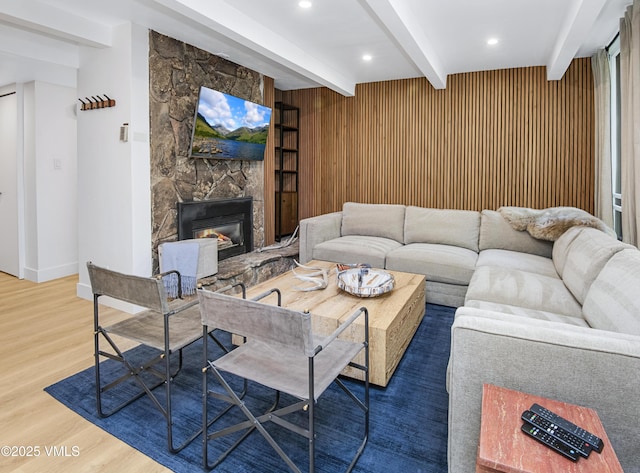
[{"x1": 198, "y1": 241, "x2": 299, "y2": 292}]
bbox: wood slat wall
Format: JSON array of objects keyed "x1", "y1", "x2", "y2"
[{"x1": 279, "y1": 58, "x2": 594, "y2": 221}]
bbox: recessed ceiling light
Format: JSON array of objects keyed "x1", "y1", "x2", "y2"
[
  {"x1": 299, "y1": 1, "x2": 312, "y2": 7},
  {"x1": 487, "y1": 38, "x2": 499, "y2": 46},
  {"x1": 362, "y1": 54, "x2": 372, "y2": 61}
]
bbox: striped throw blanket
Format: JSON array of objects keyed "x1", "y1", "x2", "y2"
[{"x1": 159, "y1": 241, "x2": 199, "y2": 298}]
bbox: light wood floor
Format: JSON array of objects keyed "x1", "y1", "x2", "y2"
[{"x1": 0, "y1": 272, "x2": 170, "y2": 473}]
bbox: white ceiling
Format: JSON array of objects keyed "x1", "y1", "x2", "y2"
[{"x1": 0, "y1": 0, "x2": 631, "y2": 96}]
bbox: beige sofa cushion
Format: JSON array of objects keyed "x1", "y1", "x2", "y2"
[
  {"x1": 341, "y1": 202, "x2": 406, "y2": 243},
  {"x1": 465, "y1": 265, "x2": 582, "y2": 318},
  {"x1": 476, "y1": 249, "x2": 558, "y2": 278},
  {"x1": 561, "y1": 227, "x2": 631, "y2": 304},
  {"x1": 426, "y1": 280, "x2": 468, "y2": 307},
  {"x1": 404, "y1": 207, "x2": 480, "y2": 252},
  {"x1": 312, "y1": 235, "x2": 402, "y2": 269},
  {"x1": 465, "y1": 300, "x2": 589, "y2": 327},
  {"x1": 299, "y1": 211, "x2": 343, "y2": 264},
  {"x1": 386, "y1": 243, "x2": 477, "y2": 285},
  {"x1": 551, "y1": 226, "x2": 584, "y2": 277},
  {"x1": 478, "y1": 210, "x2": 553, "y2": 257},
  {"x1": 583, "y1": 250, "x2": 640, "y2": 335}
]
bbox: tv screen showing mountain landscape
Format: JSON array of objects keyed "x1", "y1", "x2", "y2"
[{"x1": 189, "y1": 86, "x2": 272, "y2": 161}]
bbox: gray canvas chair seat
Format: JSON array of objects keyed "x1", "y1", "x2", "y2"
[
  {"x1": 213, "y1": 336, "x2": 363, "y2": 401},
  {"x1": 87, "y1": 262, "x2": 228, "y2": 454},
  {"x1": 105, "y1": 304, "x2": 202, "y2": 351},
  {"x1": 199, "y1": 288, "x2": 370, "y2": 473}
]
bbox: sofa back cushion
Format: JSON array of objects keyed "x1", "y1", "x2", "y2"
[
  {"x1": 582, "y1": 249, "x2": 640, "y2": 335},
  {"x1": 551, "y1": 226, "x2": 584, "y2": 277},
  {"x1": 404, "y1": 206, "x2": 480, "y2": 252},
  {"x1": 341, "y1": 202, "x2": 406, "y2": 243},
  {"x1": 479, "y1": 210, "x2": 553, "y2": 257},
  {"x1": 561, "y1": 227, "x2": 631, "y2": 304}
]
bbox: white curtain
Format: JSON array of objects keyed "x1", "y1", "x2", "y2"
[
  {"x1": 591, "y1": 49, "x2": 613, "y2": 228},
  {"x1": 620, "y1": 0, "x2": 640, "y2": 246}
]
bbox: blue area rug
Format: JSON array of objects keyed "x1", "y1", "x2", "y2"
[{"x1": 45, "y1": 303, "x2": 453, "y2": 472}]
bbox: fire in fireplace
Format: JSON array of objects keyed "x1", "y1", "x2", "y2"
[
  {"x1": 193, "y1": 227, "x2": 234, "y2": 250},
  {"x1": 177, "y1": 197, "x2": 253, "y2": 261}
]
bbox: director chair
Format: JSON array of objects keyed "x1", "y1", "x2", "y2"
[
  {"x1": 198, "y1": 288, "x2": 370, "y2": 472},
  {"x1": 87, "y1": 262, "x2": 243, "y2": 453}
]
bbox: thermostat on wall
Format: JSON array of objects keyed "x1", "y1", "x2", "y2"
[{"x1": 120, "y1": 123, "x2": 129, "y2": 142}]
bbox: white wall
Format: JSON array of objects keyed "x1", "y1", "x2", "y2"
[
  {"x1": 130, "y1": 24, "x2": 151, "y2": 277},
  {"x1": 22, "y1": 81, "x2": 78, "y2": 282},
  {"x1": 76, "y1": 22, "x2": 151, "y2": 306}
]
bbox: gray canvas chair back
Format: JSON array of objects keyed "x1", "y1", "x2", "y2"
[
  {"x1": 87, "y1": 261, "x2": 208, "y2": 454},
  {"x1": 198, "y1": 288, "x2": 315, "y2": 357},
  {"x1": 87, "y1": 262, "x2": 169, "y2": 313},
  {"x1": 199, "y1": 285, "x2": 370, "y2": 472}
]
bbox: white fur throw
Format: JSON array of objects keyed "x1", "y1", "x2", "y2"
[{"x1": 498, "y1": 206, "x2": 616, "y2": 241}]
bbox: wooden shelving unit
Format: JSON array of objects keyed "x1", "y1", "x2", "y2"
[{"x1": 274, "y1": 102, "x2": 299, "y2": 240}]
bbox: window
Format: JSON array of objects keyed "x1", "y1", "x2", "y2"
[{"x1": 609, "y1": 36, "x2": 622, "y2": 240}]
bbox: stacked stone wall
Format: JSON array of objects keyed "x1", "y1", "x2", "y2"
[{"x1": 149, "y1": 31, "x2": 266, "y2": 271}]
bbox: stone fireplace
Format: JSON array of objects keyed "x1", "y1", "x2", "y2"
[
  {"x1": 148, "y1": 31, "x2": 271, "y2": 273},
  {"x1": 177, "y1": 197, "x2": 253, "y2": 261}
]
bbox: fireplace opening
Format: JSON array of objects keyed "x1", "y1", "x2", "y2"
[
  {"x1": 193, "y1": 221, "x2": 240, "y2": 251},
  {"x1": 177, "y1": 197, "x2": 253, "y2": 261}
]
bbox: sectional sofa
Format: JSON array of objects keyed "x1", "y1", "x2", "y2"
[
  {"x1": 300, "y1": 202, "x2": 554, "y2": 306},
  {"x1": 299, "y1": 202, "x2": 640, "y2": 473}
]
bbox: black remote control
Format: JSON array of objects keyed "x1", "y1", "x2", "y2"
[
  {"x1": 530, "y1": 403, "x2": 604, "y2": 453},
  {"x1": 522, "y1": 410, "x2": 591, "y2": 458},
  {"x1": 521, "y1": 422, "x2": 580, "y2": 461}
]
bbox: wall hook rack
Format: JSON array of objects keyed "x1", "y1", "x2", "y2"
[{"x1": 78, "y1": 94, "x2": 116, "y2": 111}]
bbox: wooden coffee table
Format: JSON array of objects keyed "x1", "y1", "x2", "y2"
[
  {"x1": 477, "y1": 384, "x2": 623, "y2": 473},
  {"x1": 243, "y1": 260, "x2": 426, "y2": 387}
]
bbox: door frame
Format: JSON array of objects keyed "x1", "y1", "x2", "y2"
[{"x1": 0, "y1": 84, "x2": 25, "y2": 279}]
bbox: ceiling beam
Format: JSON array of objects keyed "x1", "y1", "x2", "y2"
[
  {"x1": 361, "y1": 0, "x2": 447, "y2": 89},
  {"x1": 152, "y1": 0, "x2": 356, "y2": 96},
  {"x1": 547, "y1": 0, "x2": 609, "y2": 80},
  {"x1": 0, "y1": 0, "x2": 112, "y2": 48},
  {"x1": 0, "y1": 25, "x2": 79, "y2": 69}
]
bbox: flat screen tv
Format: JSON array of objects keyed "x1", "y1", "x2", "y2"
[{"x1": 189, "y1": 86, "x2": 272, "y2": 161}]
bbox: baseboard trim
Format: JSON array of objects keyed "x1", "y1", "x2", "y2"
[{"x1": 23, "y1": 262, "x2": 78, "y2": 283}]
